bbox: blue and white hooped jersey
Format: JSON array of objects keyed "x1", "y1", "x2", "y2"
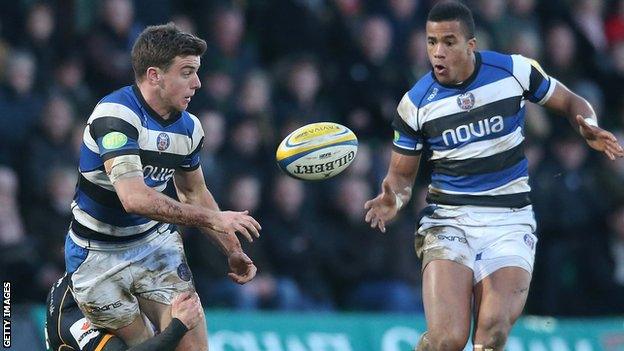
[
  {"x1": 72, "y1": 85, "x2": 204, "y2": 243},
  {"x1": 392, "y1": 51, "x2": 556, "y2": 208}
]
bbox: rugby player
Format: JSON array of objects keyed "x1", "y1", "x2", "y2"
[
  {"x1": 45, "y1": 274, "x2": 202, "y2": 350},
  {"x1": 65, "y1": 23, "x2": 260, "y2": 350},
  {"x1": 364, "y1": 1, "x2": 624, "y2": 350}
]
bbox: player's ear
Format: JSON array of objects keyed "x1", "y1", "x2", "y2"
[
  {"x1": 146, "y1": 67, "x2": 161, "y2": 86},
  {"x1": 467, "y1": 37, "x2": 476, "y2": 54}
]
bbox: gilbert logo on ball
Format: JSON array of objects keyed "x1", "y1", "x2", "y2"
[{"x1": 276, "y1": 122, "x2": 358, "y2": 181}]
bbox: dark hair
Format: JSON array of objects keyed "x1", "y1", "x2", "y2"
[
  {"x1": 427, "y1": 1, "x2": 475, "y2": 39},
  {"x1": 131, "y1": 23, "x2": 207, "y2": 81}
]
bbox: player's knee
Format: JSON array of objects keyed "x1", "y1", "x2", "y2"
[
  {"x1": 427, "y1": 329, "x2": 469, "y2": 351},
  {"x1": 476, "y1": 316, "x2": 512, "y2": 350}
]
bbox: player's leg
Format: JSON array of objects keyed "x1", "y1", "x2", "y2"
[
  {"x1": 471, "y1": 221, "x2": 537, "y2": 351},
  {"x1": 138, "y1": 297, "x2": 208, "y2": 351},
  {"x1": 133, "y1": 231, "x2": 208, "y2": 350},
  {"x1": 414, "y1": 224, "x2": 475, "y2": 351},
  {"x1": 416, "y1": 259, "x2": 473, "y2": 351},
  {"x1": 472, "y1": 266, "x2": 531, "y2": 351}
]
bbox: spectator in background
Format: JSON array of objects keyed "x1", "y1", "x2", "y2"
[
  {"x1": 542, "y1": 22, "x2": 580, "y2": 83},
  {"x1": 24, "y1": 95, "x2": 76, "y2": 202},
  {"x1": 606, "y1": 0, "x2": 624, "y2": 46},
  {"x1": 223, "y1": 118, "x2": 272, "y2": 184},
  {"x1": 84, "y1": 0, "x2": 142, "y2": 96},
  {"x1": 531, "y1": 130, "x2": 607, "y2": 315},
  {"x1": 0, "y1": 50, "x2": 44, "y2": 168},
  {"x1": 50, "y1": 55, "x2": 94, "y2": 118},
  {"x1": 275, "y1": 55, "x2": 333, "y2": 125},
  {"x1": 204, "y1": 5, "x2": 257, "y2": 83},
  {"x1": 325, "y1": 176, "x2": 420, "y2": 311},
  {"x1": 197, "y1": 110, "x2": 228, "y2": 203},
  {"x1": 22, "y1": 2, "x2": 58, "y2": 91},
  {"x1": 27, "y1": 167, "x2": 77, "y2": 288},
  {"x1": 339, "y1": 16, "x2": 401, "y2": 140},
  {"x1": 403, "y1": 29, "x2": 429, "y2": 85},
  {"x1": 473, "y1": 0, "x2": 509, "y2": 50},
  {"x1": 581, "y1": 203, "x2": 624, "y2": 314},
  {"x1": 260, "y1": 175, "x2": 334, "y2": 310},
  {"x1": 233, "y1": 70, "x2": 274, "y2": 140},
  {"x1": 0, "y1": 166, "x2": 45, "y2": 302}
]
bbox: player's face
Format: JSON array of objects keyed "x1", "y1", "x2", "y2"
[
  {"x1": 158, "y1": 55, "x2": 201, "y2": 112},
  {"x1": 426, "y1": 20, "x2": 476, "y2": 85}
]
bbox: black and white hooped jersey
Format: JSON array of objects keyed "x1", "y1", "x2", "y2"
[
  {"x1": 392, "y1": 51, "x2": 556, "y2": 208},
  {"x1": 72, "y1": 85, "x2": 204, "y2": 244}
]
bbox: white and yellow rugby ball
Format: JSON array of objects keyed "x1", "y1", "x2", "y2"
[{"x1": 276, "y1": 122, "x2": 358, "y2": 181}]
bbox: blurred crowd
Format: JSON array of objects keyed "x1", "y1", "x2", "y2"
[{"x1": 0, "y1": 0, "x2": 624, "y2": 317}]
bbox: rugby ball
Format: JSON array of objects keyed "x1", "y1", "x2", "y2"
[{"x1": 276, "y1": 122, "x2": 358, "y2": 181}]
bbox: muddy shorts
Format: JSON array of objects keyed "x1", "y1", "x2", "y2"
[
  {"x1": 65, "y1": 226, "x2": 195, "y2": 329},
  {"x1": 415, "y1": 204, "x2": 537, "y2": 284}
]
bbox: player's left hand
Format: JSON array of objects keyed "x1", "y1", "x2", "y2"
[
  {"x1": 577, "y1": 115, "x2": 624, "y2": 160},
  {"x1": 227, "y1": 251, "x2": 257, "y2": 284}
]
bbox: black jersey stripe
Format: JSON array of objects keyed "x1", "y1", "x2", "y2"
[
  {"x1": 422, "y1": 95, "x2": 522, "y2": 137},
  {"x1": 432, "y1": 142, "x2": 525, "y2": 176},
  {"x1": 71, "y1": 220, "x2": 169, "y2": 242},
  {"x1": 78, "y1": 174, "x2": 124, "y2": 210},
  {"x1": 140, "y1": 150, "x2": 187, "y2": 169},
  {"x1": 427, "y1": 191, "x2": 531, "y2": 208},
  {"x1": 89, "y1": 116, "x2": 140, "y2": 140}
]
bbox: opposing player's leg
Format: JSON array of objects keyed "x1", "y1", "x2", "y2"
[
  {"x1": 416, "y1": 259, "x2": 473, "y2": 351},
  {"x1": 472, "y1": 266, "x2": 531, "y2": 351},
  {"x1": 139, "y1": 297, "x2": 208, "y2": 351}
]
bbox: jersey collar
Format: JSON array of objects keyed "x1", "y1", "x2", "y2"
[
  {"x1": 132, "y1": 84, "x2": 182, "y2": 127},
  {"x1": 431, "y1": 51, "x2": 482, "y2": 90}
]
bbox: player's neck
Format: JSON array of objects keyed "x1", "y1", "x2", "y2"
[
  {"x1": 136, "y1": 82, "x2": 173, "y2": 119},
  {"x1": 455, "y1": 53, "x2": 476, "y2": 85}
]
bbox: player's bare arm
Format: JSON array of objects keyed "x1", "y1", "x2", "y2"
[
  {"x1": 103, "y1": 156, "x2": 258, "y2": 237},
  {"x1": 365, "y1": 151, "x2": 421, "y2": 233},
  {"x1": 544, "y1": 81, "x2": 624, "y2": 160},
  {"x1": 174, "y1": 168, "x2": 259, "y2": 284}
]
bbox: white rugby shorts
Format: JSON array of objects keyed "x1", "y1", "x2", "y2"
[
  {"x1": 416, "y1": 204, "x2": 537, "y2": 284},
  {"x1": 67, "y1": 228, "x2": 195, "y2": 329}
]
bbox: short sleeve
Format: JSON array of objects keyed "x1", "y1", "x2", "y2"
[
  {"x1": 511, "y1": 54, "x2": 557, "y2": 105},
  {"x1": 392, "y1": 92, "x2": 424, "y2": 155},
  {"x1": 89, "y1": 116, "x2": 140, "y2": 161},
  {"x1": 178, "y1": 114, "x2": 205, "y2": 171}
]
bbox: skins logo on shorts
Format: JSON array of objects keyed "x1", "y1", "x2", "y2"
[
  {"x1": 393, "y1": 130, "x2": 400, "y2": 142},
  {"x1": 157, "y1": 132, "x2": 170, "y2": 151},
  {"x1": 457, "y1": 92, "x2": 475, "y2": 110},
  {"x1": 69, "y1": 317, "x2": 100, "y2": 349},
  {"x1": 177, "y1": 262, "x2": 192, "y2": 281},
  {"x1": 523, "y1": 234, "x2": 535, "y2": 250},
  {"x1": 101, "y1": 132, "x2": 128, "y2": 149}
]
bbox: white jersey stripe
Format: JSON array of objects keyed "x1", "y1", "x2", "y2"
[
  {"x1": 429, "y1": 176, "x2": 531, "y2": 196},
  {"x1": 71, "y1": 202, "x2": 159, "y2": 236},
  {"x1": 431, "y1": 127, "x2": 525, "y2": 161}
]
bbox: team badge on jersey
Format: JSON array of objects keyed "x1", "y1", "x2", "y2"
[
  {"x1": 523, "y1": 234, "x2": 535, "y2": 250},
  {"x1": 157, "y1": 133, "x2": 170, "y2": 151},
  {"x1": 456, "y1": 92, "x2": 475, "y2": 110}
]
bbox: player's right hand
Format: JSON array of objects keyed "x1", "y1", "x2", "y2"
[
  {"x1": 171, "y1": 292, "x2": 203, "y2": 330},
  {"x1": 364, "y1": 181, "x2": 399, "y2": 233},
  {"x1": 210, "y1": 210, "x2": 261, "y2": 242}
]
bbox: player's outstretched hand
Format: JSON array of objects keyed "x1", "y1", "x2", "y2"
[
  {"x1": 171, "y1": 291, "x2": 203, "y2": 330},
  {"x1": 211, "y1": 210, "x2": 261, "y2": 242},
  {"x1": 364, "y1": 181, "x2": 399, "y2": 234},
  {"x1": 228, "y1": 251, "x2": 257, "y2": 284},
  {"x1": 577, "y1": 115, "x2": 624, "y2": 160}
]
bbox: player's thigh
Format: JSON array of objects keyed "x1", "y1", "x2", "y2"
[
  {"x1": 175, "y1": 312, "x2": 208, "y2": 351},
  {"x1": 138, "y1": 295, "x2": 208, "y2": 351},
  {"x1": 422, "y1": 259, "x2": 473, "y2": 344},
  {"x1": 473, "y1": 267, "x2": 531, "y2": 345},
  {"x1": 111, "y1": 313, "x2": 153, "y2": 347},
  {"x1": 137, "y1": 297, "x2": 171, "y2": 332}
]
